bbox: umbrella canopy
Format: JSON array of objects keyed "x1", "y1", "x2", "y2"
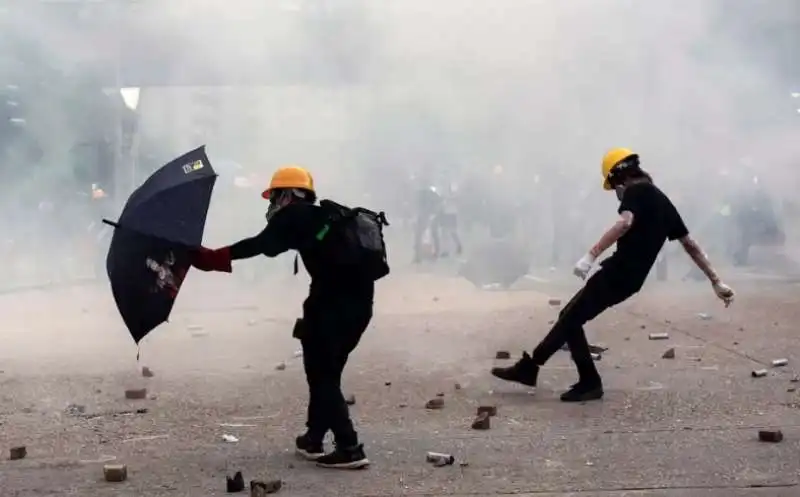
[{"x1": 104, "y1": 146, "x2": 218, "y2": 343}]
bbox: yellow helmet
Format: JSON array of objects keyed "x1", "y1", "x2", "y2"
[
  {"x1": 601, "y1": 148, "x2": 637, "y2": 190},
  {"x1": 262, "y1": 165, "x2": 314, "y2": 199}
]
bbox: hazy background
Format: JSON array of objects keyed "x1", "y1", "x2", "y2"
[{"x1": 0, "y1": 0, "x2": 798, "y2": 288}]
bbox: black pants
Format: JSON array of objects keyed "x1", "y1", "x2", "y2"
[
  {"x1": 531, "y1": 270, "x2": 633, "y2": 382},
  {"x1": 301, "y1": 297, "x2": 372, "y2": 447},
  {"x1": 413, "y1": 213, "x2": 438, "y2": 260}
]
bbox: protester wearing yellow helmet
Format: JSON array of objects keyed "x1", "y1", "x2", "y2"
[
  {"x1": 190, "y1": 164, "x2": 390, "y2": 469},
  {"x1": 492, "y1": 148, "x2": 734, "y2": 402}
]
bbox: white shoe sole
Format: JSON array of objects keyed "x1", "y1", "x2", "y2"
[
  {"x1": 295, "y1": 448, "x2": 324, "y2": 461},
  {"x1": 316, "y1": 458, "x2": 370, "y2": 469}
]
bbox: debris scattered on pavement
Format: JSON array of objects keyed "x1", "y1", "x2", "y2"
[
  {"x1": 188, "y1": 325, "x2": 204, "y2": 331},
  {"x1": 792, "y1": 377, "x2": 799, "y2": 383},
  {"x1": 772, "y1": 359, "x2": 789, "y2": 368},
  {"x1": 751, "y1": 369, "x2": 768, "y2": 378},
  {"x1": 141, "y1": 366, "x2": 154, "y2": 378},
  {"x1": 345, "y1": 394, "x2": 356, "y2": 405},
  {"x1": 648, "y1": 333, "x2": 669, "y2": 341},
  {"x1": 227, "y1": 471, "x2": 245, "y2": 493},
  {"x1": 471, "y1": 412, "x2": 491, "y2": 430},
  {"x1": 591, "y1": 353, "x2": 602, "y2": 361},
  {"x1": 398, "y1": 403, "x2": 408, "y2": 408},
  {"x1": 425, "y1": 398, "x2": 444, "y2": 410},
  {"x1": 697, "y1": 313, "x2": 712, "y2": 320},
  {"x1": 220, "y1": 423, "x2": 257, "y2": 428},
  {"x1": 662, "y1": 348, "x2": 676, "y2": 359},
  {"x1": 788, "y1": 387, "x2": 796, "y2": 393},
  {"x1": 758, "y1": 430, "x2": 784, "y2": 443},
  {"x1": 426, "y1": 452, "x2": 455, "y2": 467},
  {"x1": 125, "y1": 388, "x2": 147, "y2": 400},
  {"x1": 9, "y1": 446, "x2": 26, "y2": 460},
  {"x1": 454, "y1": 383, "x2": 462, "y2": 390},
  {"x1": 250, "y1": 479, "x2": 282, "y2": 496},
  {"x1": 222, "y1": 434, "x2": 240, "y2": 443},
  {"x1": 589, "y1": 344, "x2": 608, "y2": 353},
  {"x1": 548, "y1": 298, "x2": 561, "y2": 306},
  {"x1": 123, "y1": 434, "x2": 168, "y2": 443},
  {"x1": 436, "y1": 392, "x2": 444, "y2": 397},
  {"x1": 495, "y1": 351, "x2": 511, "y2": 360},
  {"x1": 275, "y1": 362, "x2": 286, "y2": 371},
  {"x1": 65, "y1": 403, "x2": 86, "y2": 416},
  {"x1": 477, "y1": 405, "x2": 497, "y2": 417},
  {"x1": 103, "y1": 464, "x2": 128, "y2": 482},
  {"x1": 384, "y1": 381, "x2": 392, "y2": 386},
  {"x1": 293, "y1": 350, "x2": 303, "y2": 358}
]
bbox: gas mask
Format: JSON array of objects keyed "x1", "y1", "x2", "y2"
[{"x1": 265, "y1": 188, "x2": 308, "y2": 221}]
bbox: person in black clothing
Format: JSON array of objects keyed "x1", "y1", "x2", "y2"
[
  {"x1": 413, "y1": 185, "x2": 443, "y2": 262},
  {"x1": 191, "y1": 165, "x2": 372, "y2": 469},
  {"x1": 491, "y1": 148, "x2": 736, "y2": 402}
]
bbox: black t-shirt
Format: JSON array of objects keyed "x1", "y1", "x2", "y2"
[
  {"x1": 600, "y1": 182, "x2": 689, "y2": 292},
  {"x1": 228, "y1": 202, "x2": 375, "y2": 300}
]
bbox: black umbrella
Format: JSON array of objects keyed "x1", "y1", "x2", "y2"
[{"x1": 103, "y1": 146, "x2": 218, "y2": 344}]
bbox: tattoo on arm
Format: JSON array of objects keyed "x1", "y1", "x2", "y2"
[{"x1": 680, "y1": 235, "x2": 720, "y2": 283}]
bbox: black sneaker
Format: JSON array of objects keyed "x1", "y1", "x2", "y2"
[
  {"x1": 316, "y1": 444, "x2": 370, "y2": 469},
  {"x1": 560, "y1": 381, "x2": 604, "y2": 402},
  {"x1": 295, "y1": 434, "x2": 324, "y2": 461},
  {"x1": 490, "y1": 352, "x2": 539, "y2": 387}
]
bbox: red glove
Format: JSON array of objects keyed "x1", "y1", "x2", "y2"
[{"x1": 191, "y1": 246, "x2": 233, "y2": 273}]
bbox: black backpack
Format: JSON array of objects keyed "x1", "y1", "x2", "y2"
[{"x1": 312, "y1": 199, "x2": 390, "y2": 281}]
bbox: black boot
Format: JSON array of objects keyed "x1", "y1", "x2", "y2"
[
  {"x1": 491, "y1": 352, "x2": 539, "y2": 387},
  {"x1": 295, "y1": 433, "x2": 325, "y2": 460},
  {"x1": 316, "y1": 444, "x2": 370, "y2": 469},
  {"x1": 560, "y1": 380, "x2": 604, "y2": 402}
]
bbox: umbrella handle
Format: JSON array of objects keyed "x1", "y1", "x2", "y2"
[{"x1": 102, "y1": 219, "x2": 120, "y2": 229}]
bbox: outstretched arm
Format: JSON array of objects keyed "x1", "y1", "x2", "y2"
[{"x1": 678, "y1": 235, "x2": 720, "y2": 283}]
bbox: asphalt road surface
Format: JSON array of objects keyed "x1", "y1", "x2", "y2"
[{"x1": 1, "y1": 271, "x2": 799, "y2": 497}]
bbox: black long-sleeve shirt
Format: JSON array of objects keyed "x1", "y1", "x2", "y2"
[{"x1": 228, "y1": 202, "x2": 374, "y2": 302}]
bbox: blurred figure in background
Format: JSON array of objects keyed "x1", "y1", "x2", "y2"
[
  {"x1": 431, "y1": 182, "x2": 462, "y2": 258},
  {"x1": 413, "y1": 184, "x2": 443, "y2": 263}
]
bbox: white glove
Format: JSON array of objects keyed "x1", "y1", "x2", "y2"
[
  {"x1": 712, "y1": 280, "x2": 735, "y2": 307},
  {"x1": 573, "y1": 253, "x2": 596, "y2": 280}
]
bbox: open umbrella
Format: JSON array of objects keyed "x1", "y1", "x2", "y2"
[{"x1": 103, "y1": 146, "x2": 217, "y2": 344}]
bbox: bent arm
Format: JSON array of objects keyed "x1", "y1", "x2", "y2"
[
  {"x1": 679, "y1": 235, "x2": 720, "y2": 284},
  {"x1": 589, "y1": 211, "x2": 634, "y2": 258}
]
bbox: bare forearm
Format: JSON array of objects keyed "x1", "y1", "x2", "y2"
[
  {"x1": 680, "y1": 235, "x2": 720, "y2": 283},
  {"x1": 589, "y1": 212, "x2": 633, "y2": 258}
]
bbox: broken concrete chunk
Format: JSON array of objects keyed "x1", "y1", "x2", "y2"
[
  {"x1": 495, "y1": 351, "x2": 511, "y2": 360},
  {"x1": 648, "y1": 333, "x2": 669, "y2": 340},
  {"x1": 436, "y1": 392, "x2": 445, "y2": 397},
  {"x1": 426, "y1": 452, "x2": 455, "y2": 466},
  {"x1": 425, "y1": 398, "x2": 444, "y2": 410},
  {"x1": 477, "y1": 405, "x2": 497, "y2": 417},
  {"x1": 471, "y1": 412, "x2": 491, "y2": 430},
  {"x1": 9, "y1": 446, "x2": 26, "y2": 460},
  {"x1": 103, "y1": 464, "x2": 128, "y2": 482},
  {"x1": 274, "y1": 362, "x2": 286, "y2": 371},
  {"x1": 758, "y1": 430, "x2": 784, "y2": 443},
  {"x1": 662, "y1": 348, "x2": 676, "y2": 359},
  {"x1": 345, "y1": 394, "x2": 356, "y2": 406},
  {"x1": 548, "y1": 298, "x2": 561, "y2": 306},
  {"x1": 250, "y1": 479, "x2": 282, "y2": 496},
  {"x1": 141, "y1": 366, "x2": 154, "y2": 378},
  {"x1": 125, "y1": 388, "x2": 147, "y2": 400},
  {"x1": 227, "y1": 471, "x2": 245, "y2": 493},
  {"x1": 751, "y1": 369, "x2": 768, "y2": 378},
  {"x1": 697, "y1": 313, "x2": 712, "y2": 320},
  {"x1": 772, "y1": 359, "x2": 788, "y2": 368}
]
